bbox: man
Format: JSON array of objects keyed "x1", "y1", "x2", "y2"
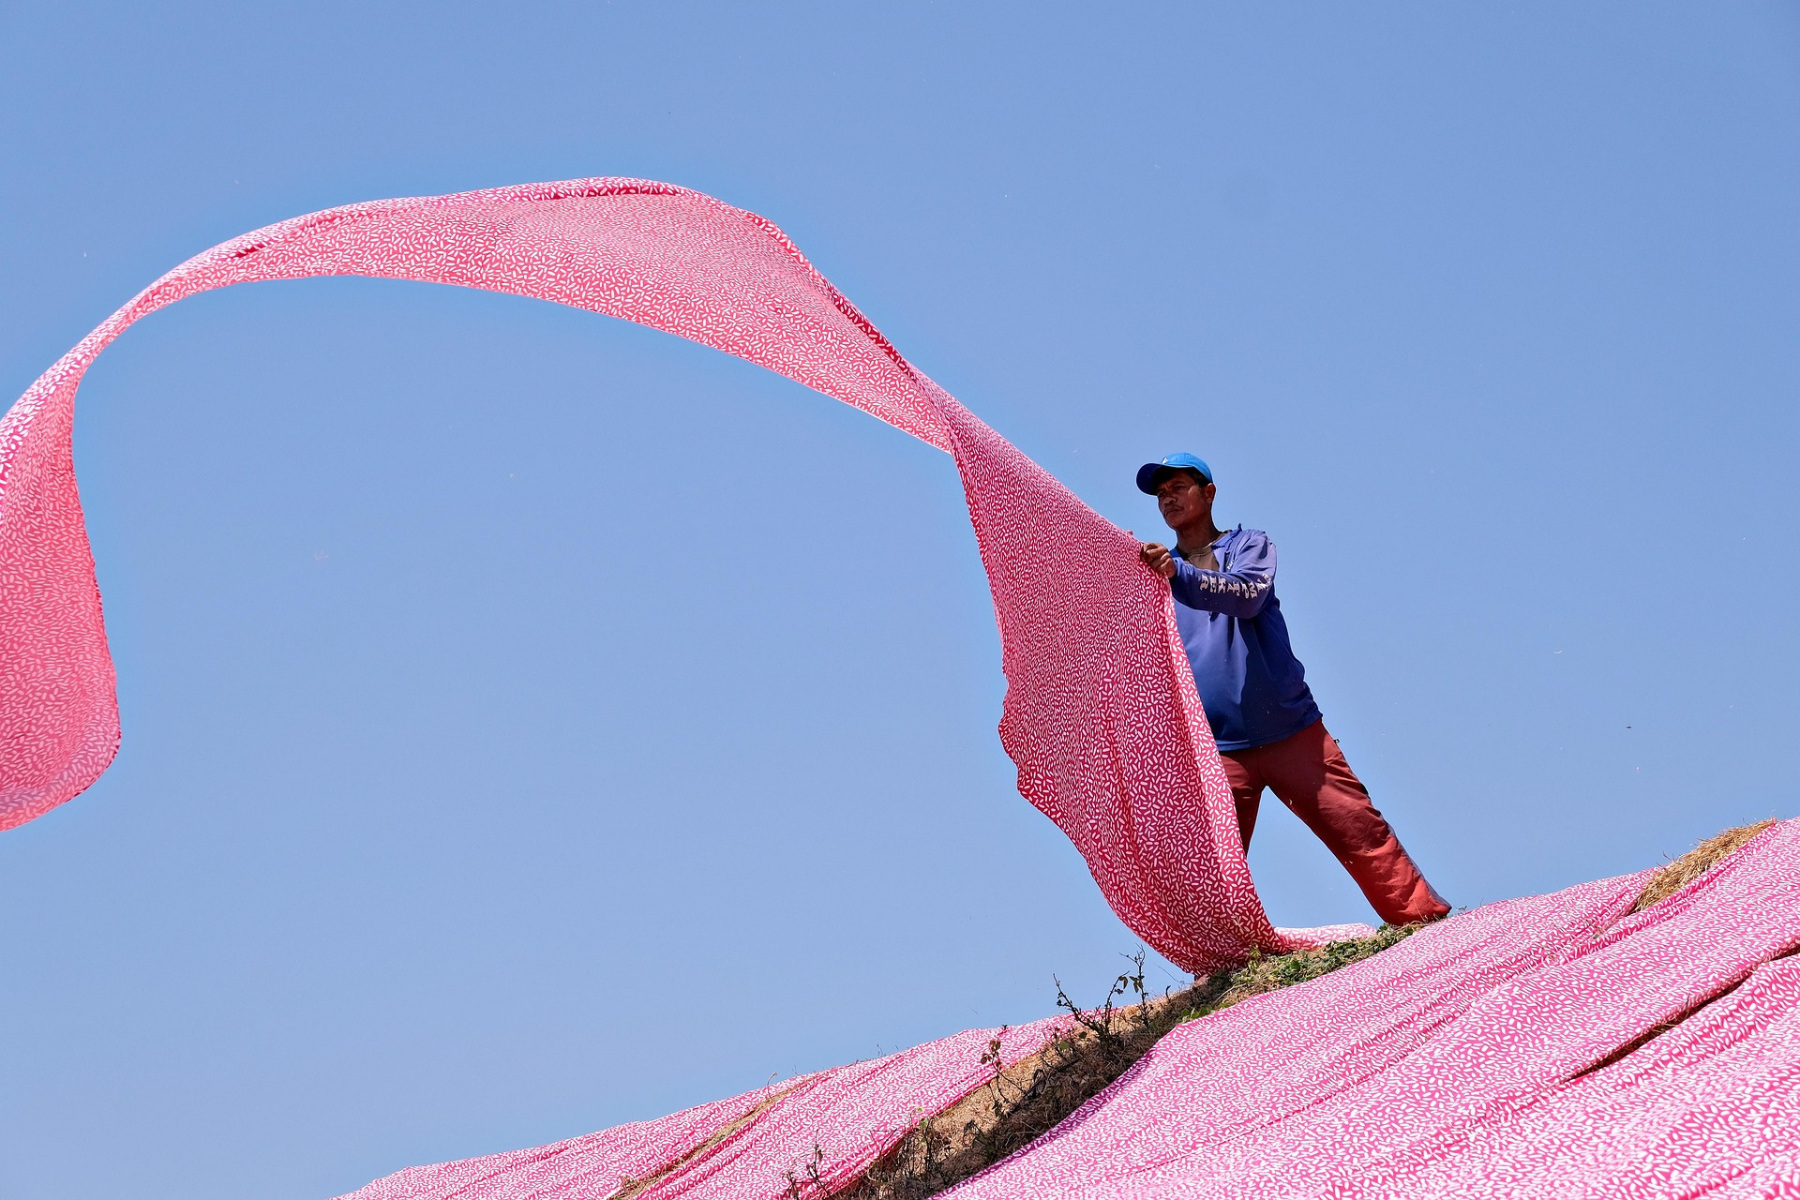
[{"x1": 1135, "y1": 452, "x2": 1449, "y2": 926}]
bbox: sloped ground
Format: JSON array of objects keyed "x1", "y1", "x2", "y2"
[
  {"x1": 843, "y1": 926, "x2": 1421, "y2": 1199},
  {"x1": 335, "y1": 820, "x2": 1791, "y2": 1200},
  {"x1": 846, "y1": 821, "x2": 1776, "y2": 1200},
  {"x1": 943, "y1": 819, "x2": 1799, "y2": 1199}
]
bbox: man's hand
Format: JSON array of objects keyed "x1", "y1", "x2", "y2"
[{"x1": 1139, "y1": 541, "x2": 1176, "y2": 579}]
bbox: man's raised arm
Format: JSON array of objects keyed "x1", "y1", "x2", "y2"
[{"x1": 1167, "y1": 532, "x2": 1276, "y2": 619}]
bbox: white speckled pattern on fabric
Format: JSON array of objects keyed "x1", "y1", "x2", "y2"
[
  {"x1": 0, "y1": 178, "x2": 1357, "y2": 970},
  {"x1": 333, "y1": 1083, "x2": 787, "y2": 1200},
  {"x1": 333, "y1": 829, "x2": 1800, "y2": 1200},
  {"x1": 334, "y1": 1016, "x2": 1071, "y2": 1200},
  {"x1": 945, "y1": 821, "x2": 1800, "y2": 1199},
  {"x1": 942, "y1": 870, "x2": 1652, "y2": 1199}
]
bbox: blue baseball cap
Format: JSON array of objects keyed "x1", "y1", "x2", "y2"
[{"x1": 1135, "y1": 452, "x2": 1214, "y2": 494}]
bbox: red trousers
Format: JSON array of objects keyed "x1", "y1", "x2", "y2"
[{"x1": 1221, "y1": 721, "x2": 1449, "y2": 926}]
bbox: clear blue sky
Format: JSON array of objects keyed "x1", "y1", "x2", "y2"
[{"x1": 3, "y1": 5, "x2": 1797, "y2": 1199}]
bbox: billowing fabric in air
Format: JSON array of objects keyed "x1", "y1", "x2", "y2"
[{"x1": 0, "y1": 177, "x2": 1364, "y2": 970}]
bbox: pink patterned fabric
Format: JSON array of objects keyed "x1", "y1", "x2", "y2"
[
  {"x1": 947, "y1": 821, "x2": 1800, "y2": 1198},
  {"x1": 945, "y1": 870, "x2": 1651, "y2": 1198},
  {"x1": 336, "y1": 1017, "x2": 1070, "y2": 1200},
  {"x1": 0, "y1": 177, "x2": 1344, "y2": 970},
  {"x1": 338, "y1": 1084, "x2": 787, "y2": 1200},
  {"x1": 336, "y1": 830, "x2": 1800, "y2": 1200}
]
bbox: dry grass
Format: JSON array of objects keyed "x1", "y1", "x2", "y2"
[
  {"x1": 841, "y1": 927, "x2": 1422, "y2": 1200},
  {"x1": 1633, "y1": 820, "x2": 1775, "y2": 912},
  {"x1": 1179, "y1": 923, "x2": 1422, "y2": 1023}
]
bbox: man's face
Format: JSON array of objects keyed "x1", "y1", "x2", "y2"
[{"x1": 1156, "y1": 471, "x2": 1215, "y2": 529}]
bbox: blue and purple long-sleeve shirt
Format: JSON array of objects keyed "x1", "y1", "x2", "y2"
[{"x1": 1168, "y1": 526, "x2": 1322, "y2": 751}]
